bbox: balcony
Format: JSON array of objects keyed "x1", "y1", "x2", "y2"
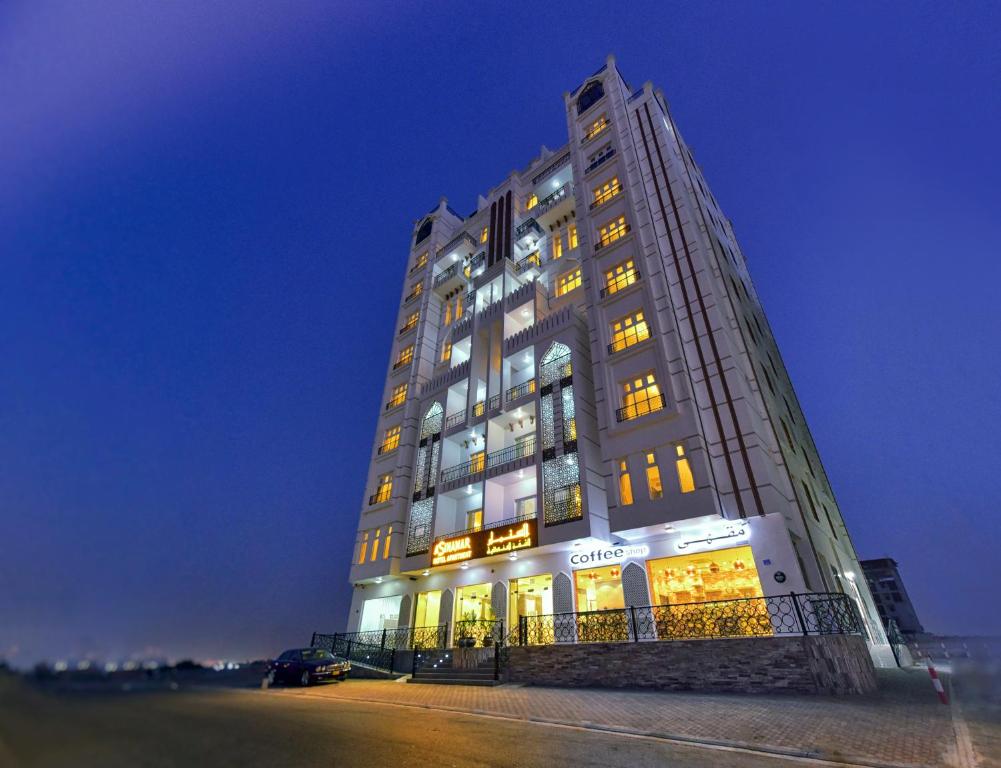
[
  {"x1": 433, "y1": 262, "x2": 466, "y2": 295},
  {"x1": 440, "y1": 436, "x2": 537, "y2": 485},
  {"x1": 437, "y1": 231, "x2": 477, "y2": 260},
  {"x1": 585, "y1": 147, "x2": 616, "y2": 175},
  {"x1": 487, "y1": 393, "x2": 501, "y2": 411},
  {"x1": 615, "y1": 393, "x2": 667, "y2": 423},
  {"x1": 399, "y1": 318, "x2": 419, "y2": 336},
  {"x1": 535, "y1": 182, "x2": 573, "y2": 217},
  {"x1": 515, "y1": 217, "x2": 543, "y2": 241},
  {"x1": 506, "y1": 379, "x2": 536, "y2": 402},
  {"x1": 599, "y1": 268, "x2": 641, "y2": 298},
  {"x1": 444, "y1": 411, "x2": 464, "y2": 431},
  {"x1": 594, "y1": 224, "x2": 631, "y2": 252},
  {"x1": 472, "y1": 400, "x2": 486, "y2": 418},
  {"x1": 516, "y1": 251, "x2": 541, "y2": 274}
]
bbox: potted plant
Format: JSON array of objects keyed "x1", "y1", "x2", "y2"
[{"x1": 457, "y1": 610, "x2": 477, "y2": 648}]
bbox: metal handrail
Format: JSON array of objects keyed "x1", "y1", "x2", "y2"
[
  {"x1": 599, "y1": 268, "x2": 641, "y2": 298},
  {"x1": 444, "y1": 411, "x2": 464, "y2": 430},
  {"x1": 594, "y1": 223, "x2": 631, "y2": 251},
  {"x1": 585, "y1": 147, "x2": 616, "y2": 174},
  {"x1": 615, "y1": 393, "x2": 666, "y2": 422},
  {"x1": 433, "y1": 262, "x2": 460, "y2": 288},
  {"x1": 506, "y1": 379, "x2": 536, "y2": 401},
  {"x1": 487, "y1": 393, "x2": 501, "y2": 410},
  {"x1": 589, "y1": 183, "x2": 623, "y2": 210},
  {"x1": 536, "y1": 182, "x2": 573, "y2": 215},
  {"x1": 486, "y1": 436, "x2": 536, "y2": 469}
]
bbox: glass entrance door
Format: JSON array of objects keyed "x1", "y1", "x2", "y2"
[{"x1": 509, "y1": 573, "x2": 552, "y2": 643}]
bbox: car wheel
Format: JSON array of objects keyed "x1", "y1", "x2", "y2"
[
  {"x1": 267, "y1": 670, "x2": 276, "y2": 686},
  {"x1": 300, "y1": 670, "x2": 310, "y2": 687}
]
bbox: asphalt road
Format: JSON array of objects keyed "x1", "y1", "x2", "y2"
[{"x1": 0, "y1": 678, "x2": 797, "y2": 768}]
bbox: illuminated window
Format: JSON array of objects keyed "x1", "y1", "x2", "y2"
[
  {"x1": 592, "y1": 177, "x2": 621, "y2": 207},
  {"x1": 407, "y1": 280, "x2": 423, "y2": 301},
  {"x1": 568, "y1": 224, "x2": 578, "y2": 250},
  {"x1": 598, "y1": 215, "x2": 629, "y2": 247},
  {"x1": 620, "y1": 373, "x2": 663, "y2": 421},
  {"x1": 379, "y1": 425, "x2": 401, "y2": 454},
  {"x1": 609, "y1": 310, "x2": 650, "y2": 353},
  {"x1": 357, "y1": 531, "x2": 368, "y2": 564},
  {"x1": 552, "y1": 233, "x2": 564, "y2": 259},
  {"x1": 466, "y1": 509, "x2": 483, "y2": 531},
  {"x1": 480, "y1": 226, "x2": 489, "y2": 244},
  {"x1": 371, "y1": 529, "x2": 380, "y2": 562},
  {"x1": 555, "y1": 268, "x2": 582, "y2": 297},
  {"x1": 394, "y1": 345, "x2": 414, "y2": 368},
  {"x1": 414, "y1": 251, "x2": 428, "y2": 270},
  {"x1": 469, "y1": 451, "x2": 485, "y2": 473},
  {"x1": 584, "y1": 114, "x2": 609, "y2": 141},
  {"x1": 523, "y1": 251, "x2": 541, "y2": 268},
  {"x1": 415, "y1": 590, "x2": 442, "y2": 629},
  {"x1": 526, "y1": 193, "x2": 538, "y2": 210},
  {"x1": 373, "y1": 474, "x2": 393, "y2": 504},
  {"x1": 645, "y1": 451, "x2": 663, "y2": 500},
  {"x1": 675, "y1": 444, "x2": 695, "y2": 493},
  {"x1": 618, "y1": 459, "x2": 633, "y2": 506},
  {"x1": 647, "y1": 545, "x2": 764, "y2": 610},
  {"x1": 441, "y1": 340, "x2": 452, "y2": 363},
  {"x1": 454, "y1": 295, "x2": 463, "y2": 321},
  {"x1": 604, "y1": 259, "x2": 637, "y2": 296},
  {"x1": 383, "y1": 525, "x2": 393, "y2": 559},
  {"x1": 401, "y1": 310, "x2": 419, "y2": 333},
  {"x1": 443, "y1": 300, "x2": 452, "y2": 326},
  {"x1": 387, "y1": 383, "x2": 407, "y2": 409}
]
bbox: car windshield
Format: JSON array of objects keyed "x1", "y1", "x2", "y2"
[{"x1": 300, "y1": 649, "x2": 334, "y2": 661}]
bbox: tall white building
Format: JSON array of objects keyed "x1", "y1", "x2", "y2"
[{"x1": 345, "y1": 56, "x2": 892, "y2": 665}]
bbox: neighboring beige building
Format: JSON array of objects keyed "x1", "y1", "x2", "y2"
[{"x1": 345, "y1": 56, "x2": 893, "y2": 665}]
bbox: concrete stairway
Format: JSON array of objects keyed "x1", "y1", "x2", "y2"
[{"x1": 408, "y1": 650, "x2": 501, "y2": 686}]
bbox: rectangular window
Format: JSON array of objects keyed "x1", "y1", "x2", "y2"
[
  {"x1": 469, "y1": 451, "x2": 485, "y2": 474},
  {"x1": 387, "y1": 383, "x2": 407, "y2": 409},
  {"x1": 357, "y1": 531, "x2": 369, "y2": 564},
  {"x1": 618, "y1": 459, "x2": 633, "y2": 506},
  {"x1": 401, "y1": 310, "x2": 419, "y2": 333},
  {"x1": 443, "y1": 300, "x2": 453, "y2": 326},
  {"x1": 383, "y1": 525, "x2": 393, "y2": 559},
  {"x1": 409, "y1": 280, "x2": 423, "y2": 299},
  {"x1": 552, "y1": 233, "x2": 564, "y2": 259},
  {"x1": 555, "y1": 268, "x2": 582, "y2": 297},
  {"x1": 647, "y1": 545, "x2": 764, "y2": 608},
  {"x1": 801, "y1": 480, "x2": 819, "y2": 521},
  {"x1": 379, "y1": 425, "x2": 401, "y2": 454},
  {"x1": 415, "y1": 590, "x2": 442, "y2": 629},
  {"x1": 441, "y1": 340, "x2": 452, "y2": 363},
  {"x1": 598, "y1": 215, "x2": 629, "y2": 247},
  {"x1": 620, "y1": 373, "x2": 663, "y2": 420},
  {"x1": 515, "y1": 495, "x2": 537, "y2": 518},
  {"x1": 480, "y1": 226, "x2": 489, "y2": 243},
  {"x1": 609, "y1": 310, "x2": 650, "y2": 353},
  {"x1": 584, "y1": 114, "x2": 608, "y2": 142},
  {"x1": 526, "y1": 193, "x2": 538, "y2": 210},
  {"x1": 413, "y1": 251, "x2": 428, "y2": 271},
  {"x1": 568, "y1": 224, "x2": 578, "y2": 250},
  {"x1": 603, "y1": 259, "x2": 637, "y2": 296},
  {"x1": 371, "y1": 529, "x2": 380, "y2": 563},
  {"x1": 645, "y1": 451, "x2": 663, "y2": 499},
  {"x1": 592, "y1": 177, "x2": 621, "y2": 207},
  {"x1": 466, "y1": 508, "x2": 483, "y2": 531},
  {"x1": 675, "y1": 444, "x2": 695, "y2": 493},
  {"x1": 372, "y1": 474, "x2": 393, "y2": 504},
  {"x1": 394, "y1": 345, "x2": 414, "y2": 368}
]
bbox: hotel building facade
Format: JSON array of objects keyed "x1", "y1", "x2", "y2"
[{"x1": 345, "y1": 56, "x2": 892, "y2": 665}]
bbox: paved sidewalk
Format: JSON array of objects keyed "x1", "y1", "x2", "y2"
[{"x1": 273, "y1": 669, "x2": 973, "y2": 768}]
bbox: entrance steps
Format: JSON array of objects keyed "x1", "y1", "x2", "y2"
[{"x1": 409, "y1": 654, "x2": 501, "y2": 686}]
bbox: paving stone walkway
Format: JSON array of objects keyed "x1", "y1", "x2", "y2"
[{"x1": 273, "y1": 668, "x2": 981, "y2": 768}]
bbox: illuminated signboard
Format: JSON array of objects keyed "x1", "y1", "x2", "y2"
[
  {"x1": 569, "y1": 543, "x2": 649, "y2": 567},
  {"x1": 431, "y1": 518, "x2": 538, "y2": 566}
]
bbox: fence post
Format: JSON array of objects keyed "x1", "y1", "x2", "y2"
[
  {"x1": 389, "y1": 648, "x2": 396, "y2": 673},
  {"x1": 310, "y1": 632, "x2": 316, "y2": 647},
  {"x1": 494, "y1": 639, "x2": 500, "y2": 681},
  {"x1": 629, "y1": 606, "x2": 639, "y2": 642},
  {"x1": 380, "y1": 628, "x2": 387, "y2": 652},
  {"x1": 499, "y1": 620, "x2": 504, "y2": 647},
  {"x1": 346, "y1": 639, "x2": 353, "y2": 660},
  {"x1": 519, "y1": 615, "x2": 527, "y2": 646},
  {"x1": 790, "y1": 592, "x2": 807, "y2": 635}
]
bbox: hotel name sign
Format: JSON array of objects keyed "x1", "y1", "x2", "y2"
[{"x1": 431, "y1": 519, "x2": 538, "y2": 566}]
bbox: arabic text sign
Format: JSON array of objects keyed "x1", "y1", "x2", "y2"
[{"x1": 431, "y1": 518, "x2": 538, "y2": 566}]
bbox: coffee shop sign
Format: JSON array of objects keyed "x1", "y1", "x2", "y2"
[{"x1": 569, "y1": 544, "x2": 649, "y2": 567}]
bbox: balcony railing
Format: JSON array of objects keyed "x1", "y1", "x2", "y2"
[
  {"x1": 607, "y1": 335, "x2": 649, "y2": 355},
  {"x1": 515, "y1": 218, "x2": 543, "y2": 240},
  {"x1": 368, "y1": 489, "x2": 392, "y2": 506},
  {"x1": 594, "y1": 224, "x2": 631, "y2": 251},
  {"x1": 506, "y1": 379, "x2": 536, "y2": 402},
  {"x1": 615, "y1": 393, "x2": 667, "y2": 423},
  {"x1": 472, "y1": 400, "x2": 486, "y2": 418},
  {"x1": 585, "y1": 147, "x2": 616, "y2": 174},
  {"x1": 536, "y1": 182, "x2": 573, "y2": 216},
  {"x1": 433, "y1": 262, "x2": 461, "y2": 289},
  {"x1": 399, "y1": 319, "x2": 418, "y2": 335},
  {"x1": 516, "y1": 251, "x2": 541, "y2": 272},
  {"x1": 385, "y1": 397, "x2": 405, "y2": 411},
  {"x1": 376, "y1": 441, "x2": 398, "y2": 456},
  {"x1": 441, "y1": 437, "x2": 537, "y2": 484},
  {"x1": 487, "y1": 393, "x2": 500, "y2": 411},
  {"x1": 444, "y1": 411, "x2": 464, "y2": 430},
  {"x1": 404, "y1": 288, "x2": 422, "y2": 304},
  {"x1": 469, "y1": 251, "x2": 485, "y2": 271},
  {"x1": 486, "y1": 435, "x2": 536, "y2": 470},
  {"x1": 432, "y1": 512, "x2": 536, "y2": 549},
  {"x1": 392, "y1": 357, "x2": 413, "y2": 371},
  {"x1": 599, "y1": 269, "x2": 641, "y2": 298},
  {"x1": 437, "y1": 231, "x2": 477, "y2": 259}
]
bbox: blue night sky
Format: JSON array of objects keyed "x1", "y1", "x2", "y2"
[{"x1": 2, "y1": 1, "x2": 1000, "y2": 666}]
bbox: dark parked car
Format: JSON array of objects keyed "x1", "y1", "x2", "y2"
[{"x1": 267, "y1": 648, "x2": 350, "y2": 687}]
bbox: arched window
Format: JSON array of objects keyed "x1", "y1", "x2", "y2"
[
  {"x1": 415, "y1": 218, "x2": 433, "y2": 245},
  {"x1": 576, "y1": 80, "x2": 604, "y2": 115},
  {"x1": 420, "y1": 402, "x2": 444, "y2": 439},
  {"x1": 540, "y1": 341, "x2": 572, "y2": 385}
]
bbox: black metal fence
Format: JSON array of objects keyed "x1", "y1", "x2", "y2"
[
  {"x1": 516, "y1": 592, "x2": 861, "y2": 646},
  {"x1": 453, "y1": 619, "x2": 505, "y2": 648},
  {"x1": 312, "y1": 624, "x2": 447, "y2": 656}
]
